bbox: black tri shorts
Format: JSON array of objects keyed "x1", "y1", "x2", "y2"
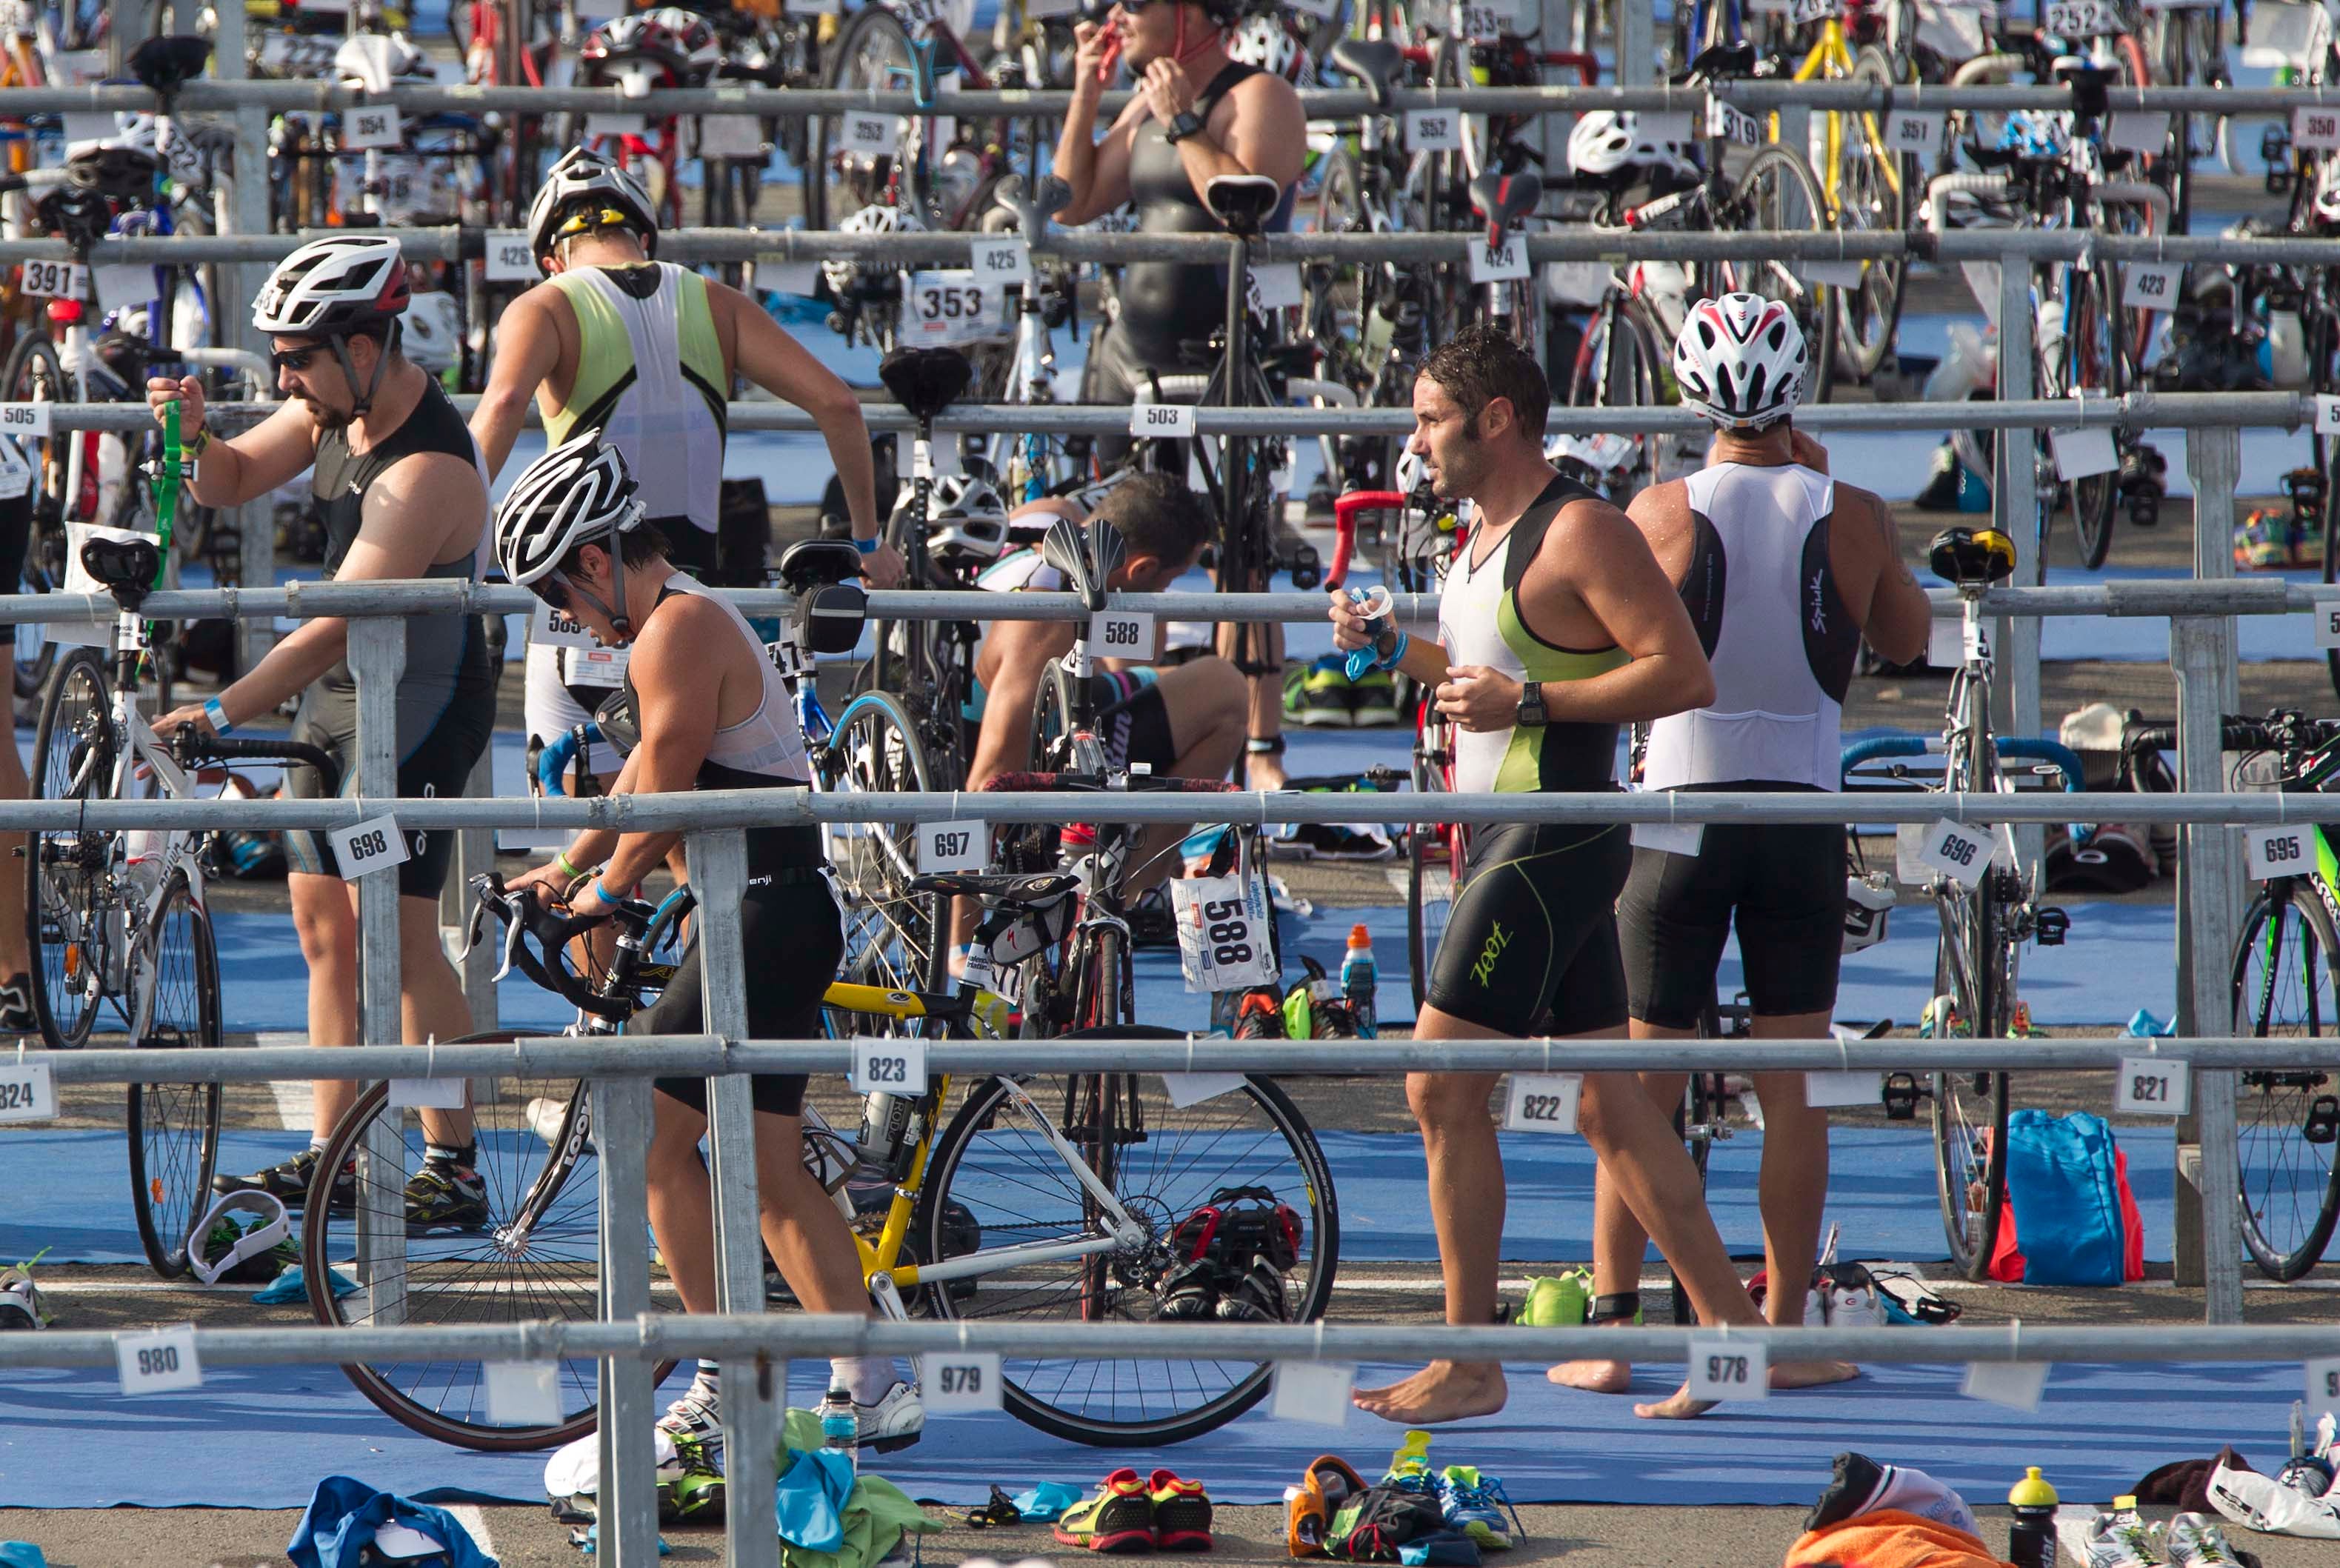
[
  {"x1": 1618, "y1": 785, "x2": 1845, "y2": 1029},
  {"x1": 643, "y1": 860, "x2": 845, "y2": 1118},
  {"x1": 1424, "y1": 820, "x2": 1633, "y2": 1036}
]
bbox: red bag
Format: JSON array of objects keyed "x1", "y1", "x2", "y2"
[
  {"x1": 2115, "y1": 1149, "x2": 2145, "y2": 1281},
  {"x1": 1984, "y1": 1127, "x2": 2027, "y2": 1282}
]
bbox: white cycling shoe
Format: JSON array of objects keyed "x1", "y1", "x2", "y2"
[{"x1": 856, "y1": 1381, "x2": 925, "y2": 1452}]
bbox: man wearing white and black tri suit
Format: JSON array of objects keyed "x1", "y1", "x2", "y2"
[
  {"x1": 1555, "y1": 294, "x2": 1931, "y2": 1398},
  {"x1": 469, "y1": 145, "x2": 893, "y2": 789}
]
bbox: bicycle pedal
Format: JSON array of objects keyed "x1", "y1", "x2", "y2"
[
  {"x1": 2034, "y1": 905, "x2": 2070, "y2": 947},
  {"x1": 2306, "y1": 1095, "x2": 2339, "y2": 1148},
  {"x1": 1881, "y1": 1072, "x2": 1922, "y2": 1121}
]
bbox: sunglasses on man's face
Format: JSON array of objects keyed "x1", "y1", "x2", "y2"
[
  {"x1": 532, "y1": 572, "x2": 574, "y2": 613},
  {"x1": 270, "y1": 345, "x2": 324, "y2": 376}
]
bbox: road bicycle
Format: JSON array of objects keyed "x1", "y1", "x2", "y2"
[
  {"x1": 968, "y1": 174, "x2": 1085, "y2": 502},
  {"x1": 2119, "y1": 710, "x2": 2340, "y2": 1282},
  {"x1": 26, "y1": 404, "x2": 332, "y2": 1276},
  {"x1": 1839, "y1": 526, "x2": 2087, "y2": 1279}
]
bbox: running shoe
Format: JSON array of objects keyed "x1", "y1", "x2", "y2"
[
  {"x1": 1285, "y1": 657, "x2": 1357, "y2": 728},
  {"x1": 1435, "y1": 1467, "x2": 1521, "y2": 1550},
  {"x1": 0, "y1": 1263, "x2": 49, "y2": 1330},
  {"x1": 404, "y1": 1157, "x2": 489, "y2": 1229},
  {"x1": 212, "y1": 1147, "x2": 355, "y2": 1210},
  {"x1": 659, "y1": 1379, "x2": 724, "y2": 1461},
  {"x1": 2073, "y1": 1512, "x2": 2153, "y2": 1568},
  {"x1": 2157, "y1": 1512, "x2": 2241, "y2": 1566},
  {"x1": 1385, "y1": 1429, "x2": 1435, "y2": 1489},
  {"x1": 1147, "y1": 1469, "x2": 1213, "y2": 1551},
  {"x1": 0, "y1": 973, "x2": 33, "y2": 1035},
  {"x1": 1053, "y1": 1468, "x2": 1156, "y2": 1553},
  {"x1": 855, "y1": 1380, "x2": 925, "y2": 1452},
  {"x1": 1348, "y1": 667, "x2": 1401, "y2": 727},
  {"x1": 1233, "y1": 987, "x2": 1284, "y2": 1041},
  {"x1": 1214, "y1": 1255, "x2": 1290, "y2": 1322},
  {"x1": 1155, "y1": 1258, "x2": 1220, "y2": 1321},
  {"x1": 661, "y1": 1435, "x2": 727, "y2": 1524}
]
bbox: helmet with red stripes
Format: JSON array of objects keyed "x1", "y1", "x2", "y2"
[
  {"x1": 252, "y1": 235, "x2": 410, "y2": 337},
  {"x1": 1672, "y1": 292, "x2": 1806, "y2": 430}
]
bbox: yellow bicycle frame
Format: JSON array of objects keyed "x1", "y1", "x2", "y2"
[{"x1": 1778, "y1": 20, "x2": 1907, "y2": 218}]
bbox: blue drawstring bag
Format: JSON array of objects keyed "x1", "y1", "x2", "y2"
[
  {"x1": 287, "y1": 1475, "x2": 497, "y2": 1568},
  {"x1": 2001, "y1": 1110, "x2": 2131, "y2": 1287}
]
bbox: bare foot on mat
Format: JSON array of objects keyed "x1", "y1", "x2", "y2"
[{"x1": 1351, "y1": 1361, "x2": 1507, "y2": 1424}]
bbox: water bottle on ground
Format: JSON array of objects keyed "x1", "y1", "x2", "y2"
[
  {"x1": 1341, "y1": 924, "x2": 1378, "y2": 1039},
  {"x1": 2006, "y1": 1467, "x2": 2057, "y2": 1568},
  {"x1": 821, "y1": 1381, "x2": 859, "y2": 1478}
]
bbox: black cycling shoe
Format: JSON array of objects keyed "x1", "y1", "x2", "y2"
[
  {"x1": 404, "y1": 1158, "x2": 489, "y2": 1230},
  {"x1": 0, "y1": 973, "x2": 35, "y2": 1035},
  {"x1": 213, "y1": 1147, "x2": 356, "y2": 1211}
]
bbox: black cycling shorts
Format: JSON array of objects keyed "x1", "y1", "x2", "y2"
[
  {"x1": 1425, "y1": 820, "x2": 1633, "y2": 1036},
  {"x1": 282, "y1": 687, "x2": 495, "y2": 898},
  {"x1": 645, "y1": 864, "x2": 844, "y2": 1118},
  {"x1": 650, "y1": 515, "x2": 719, "y2": 580},
  {"x1": 1618, "y1": 790, "x2": 1844, "y2": 1029},
  {"x1": 0, "y1": 484, "x2": 31, "y2": 648},
  {"x1": 1089, "y1": 670, "x2": 1176, "y2": 777}
]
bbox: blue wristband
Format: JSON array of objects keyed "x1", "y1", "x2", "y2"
[
  {"x1": 203, "y1": 696, "x2": 232, "y2": 735},
  {"x1": 853, "y1": 536, "x2": 879, "y2": 555}
]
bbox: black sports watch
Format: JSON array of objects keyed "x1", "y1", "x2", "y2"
[
  {"x1": 1163, "y1": 109, "x2": 1206, "y2": 144},
  {"x1": 1515, "y1": 680, "x2": 1547, "y2": 728}
]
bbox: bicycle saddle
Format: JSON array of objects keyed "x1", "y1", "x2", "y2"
[
  {"x1": 36, "y1": 186, "x2": 114, "y2": 253},
  {"x1": 128, "y1": 36, "x2": 213, "y2": 94},
  {"x1": 1470, "y1": 170, "x2": 1543, "y2": 230},
  {"x1": 801, "y1": 581, "x2": 869, "y2": 655},
  {"x1": 907, "y1": 870, "x2": 1078, "y2": 907},
  {"x1": 778, "y1": 538, "x2": 867, "y2": 593},
  {"x1": 81, "y1": 535, "x2": 161, "y2": 602},
  {"x1": 1204, "y1": 173, "x2": 1284, "y2": 237},
  {"x1": 990, "y1": 172, "x2": 1075, "y2": 243},
  {"x1": 2050, "y1": 58, "x2": 2113, "y2": 118},
  {"x1": 1329, "y1": 39, "x2": 1404, "y2": 107},
  {"x1": 67, "y1": 144, "x2": 164, "y2": 204},
  {"x1": 1686, "y1": 41, "x2": 1756, "y2": 83},
  {"x1": 1041, "y1": 515, "x2": 1127, "y2": 613},
  {"x1": 1927, "y1": 527, "x2": 2017, "y2": 587},
  {"x1": 878, "y1": 346, "x2": 974, "y2": 422},
  {"x1": 334, "y1": 33, "x2": 408, "y2": 94}
]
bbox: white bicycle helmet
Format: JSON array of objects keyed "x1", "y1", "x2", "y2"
[
  {"x1": 924, "y1": 474, "x2": 1011, "y2": 561},
  {"x1": 1227, "y1": 14, "x2": 1307, "y2": 84},
  {"x1": 2313, "y1": 155, "x2": 2340, "y2": 229},
  {"x1": 822, "y1": 202, "x2": 924, "y2": 296},
  {"x1": 494, "y1": 428, "x2": 647, "y2": 590},
  {"x1": 1394, "y1": 447, "x2": 1430, "y2": 496},
  {"x1": 1567, "y1": 110, "x2": 1694, "y2": 179},
  {"x1": 253, "y1": 234, "x2": 410, "y2": 337},
  {"x1": 1673, "y1": 291, "x2": 1807, "y2": 430},
  {"x1": 401, "y1": 290, "x2": 464, "y2": 373},
  {"x1": 528, "y1": 145, "x2": 661, "y2": 267},
  {"x1": 188, "y1": 1191, "x2": 292, "y2": 1286}
]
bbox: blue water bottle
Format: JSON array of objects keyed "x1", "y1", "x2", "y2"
[
  {"x1": 1341, "y1": 924, "x2": 1378, "y2": 1039},
  {"x1": 821, "y1": 1380, "x2": 859, "y2": 1478}
]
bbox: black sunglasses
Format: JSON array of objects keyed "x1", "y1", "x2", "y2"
[
  {"x1": 533, "y1": 572, "x2": 573, "y2": 613},
  {"x1": 270, "y1": 345, "x2": 324, "y2": 376}
]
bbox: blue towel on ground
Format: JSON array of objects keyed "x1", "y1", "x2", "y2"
[
  {"x1": 287, "y1": 1475, "x2": 497, "y2": 1568},
  {"x1": 776, "y1": 1447, "x2": 857, "y2": 1552}
]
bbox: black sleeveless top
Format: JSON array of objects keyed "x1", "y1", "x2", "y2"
[{"x1": 1118, "y1": 59, "x2": 1297, "y2": 369}]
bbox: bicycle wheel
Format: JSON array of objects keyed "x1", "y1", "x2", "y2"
[
  {"x1": 1727, "y1": 145, "x2": 1839, "y2": 407},
  {"x1": 2054, "y1": 260, "x2": 2125, "y2": 571},
  {"x1": 27, "y1": 649, "x2": 113, "y2": 1049},
  {"x1": 1834, "y1": 47, "x2": 1911, "y2": 381},
  {"x1": 811, "y1": 4, "x2": 922, "y2": 230},
  {"x1": 2230, "y1": 886, "x2": 2340, "y2": 1281},
  {"x1": 821, "y1": 690, "x2": 950, "y2": 994},
  {"x1": 1406, "y1": 721, "x2": 1461, "y2": 1015},
  {"x1": 301, "y1": 1032, "x2": 650, "y2": 1450},
  {"x1": 917, "y1": 1028, "x2": 1340, "y2": 1446},
  {"x1": 126, "y1": 870, "x2": 222, "y2": 1277},
  {"x1": 1563, "y1": 294, "x2": 1660, "y2": 499},
  {"x1": 1931, "y1": 867, "x2": 2013, "y2": 1281}
]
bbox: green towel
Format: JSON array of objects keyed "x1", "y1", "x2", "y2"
[{"x1": 776, "y1": 1409, "x2": 941, "y2": 1568}]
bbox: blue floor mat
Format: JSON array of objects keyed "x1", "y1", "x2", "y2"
[
  {"x1": 0, "y1": 1352, "x2": 2296, "y2": 1510},
  {"x1": 4, "y1": 1121, "x2": 2178, "y2": 1270}
]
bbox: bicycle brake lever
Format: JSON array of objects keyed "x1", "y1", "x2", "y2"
[{"x1": 495, "y1": 906, "x2": 525, "y2": 984}]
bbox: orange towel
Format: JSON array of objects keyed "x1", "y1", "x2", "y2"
[{"x1": 1784, "y1": 1509, "x2": 2019, "y2": 1568}]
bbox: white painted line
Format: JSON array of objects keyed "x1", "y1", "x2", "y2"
[{"x1": 444, "y1": 1504, "x2": 495, "y2": 1560}]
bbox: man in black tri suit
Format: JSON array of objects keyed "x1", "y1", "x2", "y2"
[
  {"x1": 1054, "y1": 0, "x2": 1307, "y2": 789},
  {"x1": 148, "y1": 236, "x2": 494, "y2": 1224},
  {"x1": 1328, "y1": 326, "x2": 1836, "y2": 1424},
  {"x1": 1556, "y1": 296, "x2": 1929, "y2": 1398}
]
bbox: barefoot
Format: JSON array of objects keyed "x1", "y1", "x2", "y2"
[
  {"x1": 1633, "y1": 1381, "x2": 1719, "y2": 1420},
  {"x1": 1350, "y1": 1361, "x2": 1507, "y2": 1424},
  {"x1": 1546, "y1": 1358, "x2": 1632, "y2": 1394},
  {"x1": 1771, "y1": 1359, "x2": 1861, "y2": 1389}
]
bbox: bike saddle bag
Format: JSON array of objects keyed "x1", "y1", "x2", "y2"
[
  {"x1": 801, "y1": 581, "x2": 867, "y2": 655},
  {"x1": 879, "y1": 346, "x2": 975, "y2": 422},
  {"x1": 80, "y1": 535, "x2": 161, "y2": 598},
  {"x1": 777, "y1": 538, "x2": 867, "y2": 594}
]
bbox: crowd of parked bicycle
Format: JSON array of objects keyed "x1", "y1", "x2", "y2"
[{"x1": 2, "y1": 0, "x2": 2339, "y2": 1474}]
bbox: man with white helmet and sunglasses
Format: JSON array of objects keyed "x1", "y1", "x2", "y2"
[
  {"x1": 145, "y1": 234, "x2": 495, "y2": 1221},
  {"x1": 470, "y1": 144, "x2": 893, "y2": 791},
  {"x1": 1551, "y1": 293, "x2": 1930, "y2": 1401},
  {"x1": 493, "y1": 430, "x2": 923, "y2": 1457}
]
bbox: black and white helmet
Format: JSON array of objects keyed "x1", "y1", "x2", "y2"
[
  {"x1": 493, "y1": 430, "x2": 646, "y2": 588},
  {"x1": 925, "y1": 474, "x2": 1011, "y2": 561},
  {"x1": 1673, "y1": 292, "x2": 1807, "y2": 430},
  {"x1": 1567, "y1": 110, "x2": 1695, "y2": 179},
  {"x1": 252, "y1": 235, "x2": 410, "y2": 337},
  {"x1": 527, "y1": 145, "x2": 660, "y2": 267}
]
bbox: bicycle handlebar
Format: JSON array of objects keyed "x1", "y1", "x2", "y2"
[
  {"x1": 170, "y1": 725, "x2": 344, "y2": 796},
  {"x1": 463, "y1": 870, "x2": 647, "y2": 1021},
  {"x1": 1328, "y1": 490, "x2": 1408, "y2": 592},
  {"x1": 980, "y1": 771, "x2": 1236, "y2": 794}
]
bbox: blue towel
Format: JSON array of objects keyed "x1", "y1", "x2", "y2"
[
  {"x1": 0, "y1": 1543, "x2": 50, "y2": 1568},
  {"x1": 287, "y1": 1475, "x2": 497, "y2": 1568},
  {"x1": 775, "y1": 1447, "x2": 858, "y2": 1552},
  {"x1": 1010, "y1": 1481, "x2": 1084, "y2": 1522}
]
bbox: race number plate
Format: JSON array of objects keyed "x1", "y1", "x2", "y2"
[
  {"x1": 1248, "y1": 263, "x2": 1304, "y2": 312},
  {"x1": 1962, "y1": 1361, "x2": 2049, "y2": 1410},
  {"x1": 841, "y1": 110, "x2": 896, "y2": 157},
  {"x1": 904, "y1": 270, "x2": 999, "y2": 347},
  {"x1": 485, "y1": 230, "x2": 539, "y2": 282},
  {"x1": 923, "y1": 1352, "x2": 1004, "y2": 1413},
  {"x1": 484, "y1": 1362, "x2": 564, "y2": 1427},
  {"x1": 851, "y1": 1035, "x2": 926, "y2": 1095},
  {"x1": 1687, "y1": 1338, "x2": 1769, "y2": 1401},
  {"x1": 1885, "y1": 110, "x2": 1946, "y2": 156},
  {"x1": 2115, "y1": 1056, "x2": 2189, "y2": 1115},
  {"x1": 970, "y1": 236, "x2": 1033, "y2": 287},
  {"x1": 2308, "y1": 1358, "x2": 2340, "y2": 1422},
  {"x1": 2121, "y1": 261, "x2": 2182, "y2": 313},
  {"x1": 1130, "y1": 401, "x2": 1196, "y2": 440},
  {"x1": 698, "y1": 113, "x2": 764, "y2": 161},
  {"x1": 916, "y1": 820, "x2": 986, "y2": 875},
  {"x1": 1629, "y1": 821, "x2": 1704, "y2": 856},
  {"x1": 1089, "y1": 608, "x2": 1154, "y2": 658},
  {"x1": 1467, "y1": 236, "x2": 1530, "y2": 284},
  {"x1": 1504, "y1": 1073, "x2": 1581, "y2": 1134},
  {"x1": 532, "y1": 597, "x2": 597, "y2": 650},
  {"x1": 2293, "y1": 105, "x2": 2340, "y2": 151},
  {"x1": 332, "y1": 814, "x2": 413, "y2": 881},
  {"x1": 562, "y1": 645, "x2": 629, "y2": 688},
  {"x1": 118, "y1": 1325, "x2": 202, "y2": 1395},
  {"x1": 19, "y1": 259, "x2": 85, "y2": 302},
  {"x1": 2044, "y1": 0, "x2": 2118, "y2": 36},
  {"x1": 2245, "y1": 826, "x2": 2313, "y2": 881},
  {"x1": 1916, "y1": 817, "x2": 1992, "y2": 890},
  {"x1": 1170, "y1": 873, "x2": 1278, "y2": 992},
  {"x1": 0, "y1": 402, "x2": 50, "y2": 439},
  {"x1": 1272, "y1": 1360, "x2": 1356, "y2": 1426},
  {"x1": 342, "y1": 104, "x2": 403, "y2": 150},
  {"x1": 2106, "y1": 110, "x2": 2169, "y2": 153},
  {"x1": 0, "y1": 1061, "x2": 54, "y2": 1123},
  {"x1": 2048, "y1": 425, "x2": 2119, "y2": 481},
  {"x1": 1707, "y1": 99, "x2": 1762, "y2": 147},
  {"x1": 1407, "y1": 109, "x2": 1464, "y2": 151}
]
